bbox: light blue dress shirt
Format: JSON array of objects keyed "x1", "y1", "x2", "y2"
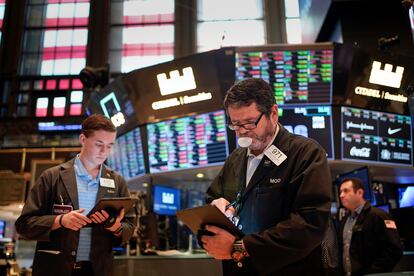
[{"x1": 74, "y1": 156, "x2": 101, "y2": 261}]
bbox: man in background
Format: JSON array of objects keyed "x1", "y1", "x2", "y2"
[
  {"x1": 16, "y1": 114, "x2": 136, "y2": 276},
  {"x1": 339, "y1": 177, "x2": 403, "y2": 276}
]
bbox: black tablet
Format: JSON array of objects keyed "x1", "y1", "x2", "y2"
[
  {"x1": 87, "y1": 197, "x2": 137, "y2": 216},
  {"x1": 176, "y1": 204, "x2": 244, "y2": 238}
]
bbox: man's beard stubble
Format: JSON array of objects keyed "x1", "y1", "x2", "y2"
[{"x1": 245, "y1": 124, "x2": 275, "y2": 152}]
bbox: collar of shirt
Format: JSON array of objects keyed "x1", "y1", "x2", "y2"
[
  {"x1": 350, "y1": 202, "x2": 365, "y2": 218},
  {"x1": 74, "y1": 154, "x2": 102, "y2": 184},
  {"x1": 246, "y1": 123, "x2": 280, "y2": 159}
]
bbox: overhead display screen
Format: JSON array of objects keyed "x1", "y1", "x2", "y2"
[
  {"x1": 236, "y1": 44, "x2": 333, "y2": 106},
  {"x1": 335, "y1": 44, "x2": 414, "y2": 115},
  {"x1": 278, "y1": 106, "x2": 334, "y2": 159},
  {"x1": 87, "y1": 77, "x2": 138, "y2": 136},
  {"x1": 147, "y1": 110, "x2": 229, "y2": 173},
  {"x1": 106, "y1": 127, "x2": 146, "y2": 180},
  {"x1": 341, "y1": 106, "x2": 412, "y2": 165},
  {"x1": 153, "y1": 185, "x2": 181, "y2": 216},
  {"x1": 124, "y1": 48, "x2": 235, "y2": 124}
]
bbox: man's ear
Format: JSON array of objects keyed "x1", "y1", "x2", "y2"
[
  {"x1": 356, "y1": 188, "x2": 364, "y2": 198},
  {"x1": 79, "y1": 133, "x2": 86, "y2": 146}
]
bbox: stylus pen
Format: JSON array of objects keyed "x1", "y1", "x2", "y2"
[
  {"x1": 225, "y1": 200, "x2": 237, "y2": 210},
  {"x1": 225, "y1": 191, "x2": 241, "y2": 210}
]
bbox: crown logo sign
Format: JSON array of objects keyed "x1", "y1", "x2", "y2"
[
  {"x1": 157, "y1": 67, "x2": 197, "y2": 96},
  {"x1": 369, "y1": 61, "x2": 404, "y2": 88},
  {"x1": 162, "y1": 192, "x2": 174, "y2": 204}
]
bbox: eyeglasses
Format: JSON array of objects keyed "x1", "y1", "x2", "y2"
[{"x1": 227, "y1": 112, "x2": 264, "y2": 131}]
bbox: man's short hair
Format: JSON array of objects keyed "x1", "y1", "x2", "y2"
[
  {"x1": 81, "y1": 114, "x2": 116, "y2": 137},
  {"x1": 341, "y1": 177, "x2": 365, "y2": 195},
  {"x1": 224, "y1": 78, "x2": 276, "y2": 117}
]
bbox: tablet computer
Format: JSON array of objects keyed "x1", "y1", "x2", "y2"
[
  {"x1": 176, "y1": 204, "x2": 244, "y2": 238},
  {"x1": 87, "y1": 197, "x2": 137, "y2": 216}
]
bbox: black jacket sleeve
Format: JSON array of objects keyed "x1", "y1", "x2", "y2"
[{"x1": 15, "y1": 169, "x2": 57, "y2": 241}]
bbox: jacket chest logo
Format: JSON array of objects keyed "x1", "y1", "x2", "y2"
[{"x1": 270, "y1": 178, "x2": 281, "y2": 184}]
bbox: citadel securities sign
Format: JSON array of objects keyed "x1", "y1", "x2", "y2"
[
  {"x1": 152, "y1": 67, "x2": 213, "y2": 110},
  {"x1": 355, "y1": 60, "x2": 408, "y2": 103},
  {"x1": 122, "y1": 47, "x2": 235, "y2": 124},
  {"x1": 354, "y1": 61, "x2": 407, "y2": 103}
]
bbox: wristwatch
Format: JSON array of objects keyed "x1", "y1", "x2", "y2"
[{"x1": 231, "y1": 239, "x2": 247, "y2": 267}]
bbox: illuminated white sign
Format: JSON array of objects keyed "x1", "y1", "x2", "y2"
[
  {"x1": 110, "y1": 112, "x2": 125, "y2": 127},
  {"x1": 369, "y1": 61, "x2": 404, "y2": 88},
  {"x1": 151, "y1": 92, "x2": 212, "y2": 110},
  {"x1": 162, "y1": 192, "x2": 174, "y2": 204},
  {"x1": 157, "y1": 67, "x2": 197, "y2": 96},
  {"x1": 354, "y1": 86, "x2": 407, "y2": 103},
  {"x1": 99, "y1": 92, "x2": 125, "y2": 127},
  {"x1": 350, "y1": 146, "x2": 371, "y2": 158},
  {"x1": 346, "y1": 121, "x2": 375, "y2": 131},
  {"x1": 387, "y1": 127, "x2": 402, "y2": 135}
]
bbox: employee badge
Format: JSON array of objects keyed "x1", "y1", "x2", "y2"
[
  {"x1": 100, "y1": 178, "x2": 115, "y2": 188},
  {"x1": 53, "y1": 204, "x2": 73, "y2": 215},
  {"x1": 264, "y1": 145, "x2": 287, "y2": 166}
]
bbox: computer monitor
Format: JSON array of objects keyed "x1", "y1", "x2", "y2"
[
  {"x1": 396, "y1": 185, "x2": 414, "y2": 208},
  {"x1": 0, "y1": 221, "x2": 5, "y2": 239},
  {"x1": 153, "y1": 185, "x2": 181, "y2": 216},
  {"x1": 106, "y1": 126, "x2": 146, "y2": 180},
  {"x1": 235, "y1": 43, "x2": 334, "y2": 106},
  {"x1": 341, "y1": 106, "x2": 412, "y2": 166},
  {"x1": 278, "y1": 106, "x2": 334, "y2": 159},
  {"x1": 87, "y1": 77, "x2": 138, "y2": 136},
  {"x1": 147, "y1": 110, "x2": 229, "y2": 173},
  {"x1": 337, "y1": 166, "x2": 372, "y2": 201}
]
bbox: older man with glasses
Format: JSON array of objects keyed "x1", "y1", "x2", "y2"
[{"x1": 201, "y1": 78, "x2": 333, "y2": 276}]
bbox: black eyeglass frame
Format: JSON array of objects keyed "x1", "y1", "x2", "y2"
[{"x1": 227, "y1": 112, "x2": 264, "y2": 131}]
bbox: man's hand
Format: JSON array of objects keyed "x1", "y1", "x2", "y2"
[
  {"x1": 201, "y1": 225, "x2": 235, "y2": 259},
  {"x1": 211, "y1": 198, "x2": 235, "y2": 218},
  {"x1": 89, "y1": 209, "x2": 110, "y2": 224},
  {"x1": 60, "y1": 209, "x2": 92, "y2": 231},
  {"x1": 104, "y1": 208, "x2": 125, "y2": 235}
]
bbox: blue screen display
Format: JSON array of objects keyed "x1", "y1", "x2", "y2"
[
  {"x1": 397, "y1": 186, "x2": 414, "y2": 208},
  {"x1": 337, "y1": 167, "x2": 372, "y2": 201},
  {"x1": 376, "y1": 204, "x2": 390, "y2": 213},
  {"x1": 153, "y1": 185, "x2": 181, "y2": 216},
  {"x1": 0, "y1": 220, "x2": 5, "y2": 238}
]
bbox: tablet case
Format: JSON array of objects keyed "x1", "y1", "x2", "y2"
[
  {"x1": 87, "y1": 197, "x2": 137, "y2": 216},
  {"x1": 176, "y1": 204, "x2": 244, "y2": 238}
]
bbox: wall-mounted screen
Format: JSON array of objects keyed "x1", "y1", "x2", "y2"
[
  {"x1": 87, "y1": 77, "x2": 138, "y2": 136},
  {"x1": 0, "y1": 221, "x2": 5, "y2": 238},
  {"x1": 335, "y1": 44, "x2": 414, "y2": 114},
  {"x1": 336, "y1": 166, "x2": 372, "y2": 202},
  {"x1": 106, "y1": 127, "x2": 146, "y2": 180},
  {"x1": 396, "y1": 186, "x2": 414, "y2": 208},
  {"x1": 147, "y1": 110, "x2": 229, "y2": 173},
  {"x1": 278, "y1": 106, "x2": 334, "y2": 159},
  {"x1": 235, "y1": 43, "x2": 333, "y2": 106},
  {"x1": 124, "y1": 48, "x2": 235, "y2": 124},
  {"x1": 341, "y1": 106, "x2": 412, "y2": 165},
  {"x1": 153, "y1": 185, "x2": 181, "y2": 216}
]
